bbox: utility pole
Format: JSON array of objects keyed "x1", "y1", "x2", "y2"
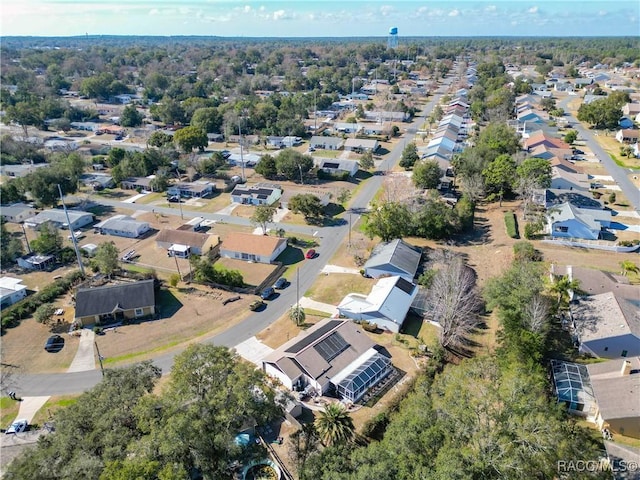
[
  {"x1": 173, "y1": 252, "x2": 182, "y2": 279},
  {"x1": 58, "y1": 184, "x2": 85, "y2": 275},
  {"x1": 296, "y1": 267, "x2": 300, "y2": 312},
  {"x1": 21, "y1": 223, "x2": 32, "y2": 253},
  {"x1": 348, "y1": 210, "x2": 352, "y2": 247},
  {"x1": 313, "y1": 91, "x2": 317, "y2": 132},
  {"x1": 95, "y1": 341, "x2": 105, "y2": 377},
  {"x1": 238, "y1": 121, "x2": 246, "y2": 181}
]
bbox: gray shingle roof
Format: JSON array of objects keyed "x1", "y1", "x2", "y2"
[
  {"x1": 74, "y1": 279, "x2": 155, "y2": 318},
  {"x1": 364, "y1": 239, "x2": 422, "y2": 279}
]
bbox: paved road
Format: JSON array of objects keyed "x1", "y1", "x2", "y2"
[
  {"x1": 13, "y1": 89, "x2": 446, "y2": 397},
  {"x1": 559, "y1": 97, "x2": 640, "y2": 211}
]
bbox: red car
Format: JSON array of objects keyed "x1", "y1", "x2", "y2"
[{"x1": 305, "y1": 249, "x2": 316, "y2": 259}]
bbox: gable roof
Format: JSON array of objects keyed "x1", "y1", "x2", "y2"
[
  {"x1": 364, "y1": 239, "x2": 422, "y2": 279},
  {"x1": 230, "y1": 183, "x2": 281, "y2": 199},
  {"x1": 222, "y1": 232, "x2": 286, "y2": 256},
  {"x1": 94, "y1": 215, "x2": 149, "y2": 233},
  {"x1": 24, "y1": 209, "x2": 93, "y2": 227},
  {"x1": 548, "y1": 202, "x2": 612, "y2": 230},
  {"x1": 524, "y1": 131, "x2": 571, "y2": 150},
  {"x1": 74, "y1": 279, "x2": 155, "y2": 317},
  {"x1": 338, "y1": 276, "x2": 417, "y2": 323}
]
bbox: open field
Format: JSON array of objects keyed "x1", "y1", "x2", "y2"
[
  {"x1": 305, "y1": 272, "x2": 374, "y2": 305},
  {"x1": 216, "y1": 257, "x2": 279, "y2": 288}
]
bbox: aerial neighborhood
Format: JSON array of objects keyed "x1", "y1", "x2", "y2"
[{"x1": 0, "y1": 31, "x2": 639, "y2": 480}]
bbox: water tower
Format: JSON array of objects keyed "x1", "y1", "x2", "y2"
[{"x1": 388, "y1": 27, "x2": 398, "y2": 49}]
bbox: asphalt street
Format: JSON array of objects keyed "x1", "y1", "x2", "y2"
[
  {"x1": 559, "y1": 96, "x2": 640, "y2": 211},
  {"x1": 14, "y1": 86, "x2": 448, "y2": 397}
]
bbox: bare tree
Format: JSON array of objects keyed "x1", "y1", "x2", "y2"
[
  {"x1": 427, "y1": 255, "x2": 482, "y2": 350},
  {"x1": 523, "y1": 294, "x2": 551, "y2": 334},
  {"x1": 459, "y1": 173, "x2": 485, "y2": 204}
]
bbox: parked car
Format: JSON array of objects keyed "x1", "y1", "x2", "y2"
[
  {"x1": 121, "y1": 250, "x2": 136, "y2": 262},
  {"x1": 249, "y1": 299, "x2": 265, "y2": 311},
  {"x1": 305, "y1": 249, "x2": 316, "y2": 259},
  {"x1": 573, "y1": 148, "x2": 584, "y2": 155},
  {"x1": 67, "y1": 230, "x2": 85, "y2": 240},
  {"x1": 260, "y1": 287, "x2": 275, "y2": 300},
  {"x1": 167, "y1": 195, "x2": 181, "y2": 203},
  {"x1": 273, "y1": 277, "x2": 288, "y2": 289},
  {"x1": 44, "y1": 335, "x2": 64, "y2": 352},
  {"x1": 5, "y1": 419, "x2": 28, "y2": 434}
]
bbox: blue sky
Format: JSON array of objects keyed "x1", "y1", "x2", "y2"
[{"x1": 1, "y1": 1, "x2": 638, "y2": 37}]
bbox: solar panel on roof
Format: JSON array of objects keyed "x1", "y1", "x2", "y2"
[
  {"x1": 323, "y1": 162, "x2": 339, "y2": 169},
  {"x1": 396, "y1": 277, "x2": 415, "y2": 295},
  {"x1": 257, "y1": 194, "x2": 268, "y2": 199},
  {"x1": 314, "y1": 332, "x2": 349, "y2": 362},
  {"x1": 285, "y1": 320, "x2": 341, "y2": 353}
]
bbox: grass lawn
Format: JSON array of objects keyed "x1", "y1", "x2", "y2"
[
  {"x1": 30, "y1": 395, "x2": 79, "y2": 426},
  {"x1": 305, "y1": 273, "x2": 373, "y2": 304},
  {"x1": 1, "y1": 397, "x2": 21, "y2": 429}
]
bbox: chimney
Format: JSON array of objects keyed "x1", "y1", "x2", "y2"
[{"x1": 621, "y1": 360, "x2": 632, "y2": 376}]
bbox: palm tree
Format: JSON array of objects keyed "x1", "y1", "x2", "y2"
[
  {"x1": 289, "y1": 305, "x2": 305, "y2": 326},
  {"x1": 620, "y1": 260, "x2": 639, "y2": 276},
  {"x1": 314, "y1": 403, "x2": 354, "y2": 446},
  {"x1": 549, "y1": 275, "x2": 582, "y2": 310}
]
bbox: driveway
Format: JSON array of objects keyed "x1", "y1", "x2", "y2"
[{"x1": 233, "y1": 336, "x2": 274, "y2": 366}]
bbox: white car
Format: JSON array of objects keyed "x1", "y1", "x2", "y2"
[
  {"x1": 67, "y1": 231, "x2": 85, "y2": 240},
  {"x1": 6, "y1": 419, "x2": 28, "y2": 434}
]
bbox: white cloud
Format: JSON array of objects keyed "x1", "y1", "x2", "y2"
[
  {"x1": 243, "y1": 5, "x2": 252, "y2": 13},
  {"x1": 598, "y1": 10, "x2": 608, "y2": 16},
  {"x1": 448, "y1": 9, "x2": 460, "y2": 17},
  {"x1": 272, "y1": 9, "x2": 286, "y2": 21},
  {"x1": 485, "y1": 5, "x2": 497, "y2": 12},
  {"x1": 528, "y1": 6, "x2": 539, "y2": 14},
  {"x1": 379, "y1": 5, "x2": 394, "y2": 17}
]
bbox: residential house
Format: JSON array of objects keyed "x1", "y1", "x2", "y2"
[
  {"x1": 587, "y1": 358, "x2": 640, "y2": 438},
  {"x1": 343, "y1": 138, "x2": 379, "y2": 153},
  {"x1": 363, "y1": 111, "x2": 408, "y2": 122},
  {"x1": 524, "y1": 131, "x2": 571, "y2": 151},
  {"x1": 517, "y1": 109, "x2": 544, "y2": 124},
  {"x1": 615, "y1": 129, "x2": 639, "y2": 144},
  {"x1": 74, "y1": 279, "x2": 156, "y2": 326},
  {"x1": 79, "y1": 173, "x2": 115, "y2": 190},
  {"x1": 622, "y1": 103, "x2": 640, "y2": 117},
  {"x1": 309, "y1": 136, "x2": 344, "y2": 151},
  {"x1": 228, "y1": 153, "x2": 261, "y2": 167},
  {"x1": 363, "y1": 239, "x2": 422, "y2": 283},
  {"x1": 550, "y1": 167, "x2": 591, "y2": 191},
  {"x1": 230, "y1": 183, "x2": 282, "y2": 206},
  {"x1": 167, "y1": 181, "x2": 215, "y2": 198},
  {"x1": 0, "y1": 203, "x2": 36, "y2": 223},
  {"x1": 0, "y1": 163, "x2": 49, "y2": 178},
  {"x1": 337, "y1": 276, "x2": 418, "y2": 333},
  {"x1": 121, "y1": 176, "x2": 155, "y2": 191},
  {"x1": 361, "y1": 124, "x2": 389, "y2": 136},
  {"x1": 570, "y1": 292, "x2": 640, "y2": 359},
  {"x1": 24, "y1": 209, "x2": 94, "y2": 231},
  {"x1": 316, "y1": 158, "x2": 359, "y2": 177},
  {"x1": 333, "y1": 123, "x2": 362, "y2": 134},
  {"x1": 262, "y1": 318, "x2": 394, "y2": 403},
  {"x1": 220, "y1": 232, "x2": 287, "y2": 264},
  {"x1": 94, "y1": 215, "x2": 151, "y2": 238},
  {"x1": 155, "y1": 229, "x2": 220, "y2": 257},
  {"x1": 0, "y1": 277, "x2": 28, "y2": 309},
  {"x1": 533, "y1": 189, "x2": 601, "y2": 210},
  {"x1": 17, "y1": 253, "x2": 55, "y2": 271},
  {"x1": 547, "y1": 202, "x2": 611, "y2": 240}
]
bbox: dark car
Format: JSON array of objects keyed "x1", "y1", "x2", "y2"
[
  {"x1": 44, "y1": 335, "x2": 64, "y2": 352},
  {"x1": 305, "y1": 249, "x2": 316, "y2": 259},
  {"x1": 573, "y1": 149, "x2": 584, "y2": 155},
  {"x1": 260, "y1": 287, "x2": 275, "y2": 300},
  {"x1": 167, "y1": 195, "x2": 181, "y2": 203},
  {"x1": 273, "y1": 277, "x2": 288, "y2": 289}
]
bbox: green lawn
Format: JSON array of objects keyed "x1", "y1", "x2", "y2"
[
  {"x1": 0, "y1": 396, "x2": 20, "y2": 429},
  {"x1": 30, "y1": 395, "x2": 79, "y2": 426}
]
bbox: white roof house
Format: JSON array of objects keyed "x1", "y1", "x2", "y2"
[
  {"x1": 0, "y1": 277, "x2": 28, "y2": 309},
  {"x1": 94, "y1": 215, "x2": 151, "y2": 238},
  {"x1": 338, "y1": 276, "x2": 418, "y2": 333},
  {"x1": 343, "y1": 138, "x2": 379, "y2": 152},
  {"x1": 24, "y1": 209, "x2": 94, "y2": 231},
  {"x1": 315, "y1": 158, "x2": 359, "y2": 177}
]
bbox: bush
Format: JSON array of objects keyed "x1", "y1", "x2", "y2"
[
  {"x1": 361, "y1": 412, "x2": 389, "y2": 440},
  {"x1": 619, "y1": 239, "x2": 640, "y2": 247},
  {"x1": 316, "y1": 169, "x2": 349, "y2": 181},
  {"x1": 504, "y1": 211, "x2": 519, "y2": 239},
  {"x1": 523, "y1": 221, "x2": 543, "y2": 240},
  {"x1": 513, "y1": 241, "x2": 541, "y2": 262}
]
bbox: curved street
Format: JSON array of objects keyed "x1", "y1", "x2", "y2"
[{"x1": 13, "y1": 88, "x2": 448, "y2": 397}]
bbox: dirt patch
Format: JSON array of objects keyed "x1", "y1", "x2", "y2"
[{"x1": 256, "y1": 311, "x2": 327, "y2": 350}]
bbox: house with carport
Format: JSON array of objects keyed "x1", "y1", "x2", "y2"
[
  {"x1": 94, "y1": 215, "x2": 151, "y2": 238},
  {"x1": 262, "y1": 318, "x2": 394, "y2": 403},
  {"x1": 0, "y1": 203, "x2": 36, "y2": 223},
  {"x1": 338, "y1": 276, "x2": 418, "y2": 333},
  {"x1": 24, "y1": 209, "x2": 94, "y2": 231},
  {"x1": 309, "y1": 136, "x2": 344, "y2": 151},
  {"x1": 73, "y1": 279, "x2": 156, "y2": 326},
  {"x1": 220, "y1": 232, "x2": 287, "y2": 264},
  {"x1": 156, "y1": 229, "x2": 220, "y2": 258}
]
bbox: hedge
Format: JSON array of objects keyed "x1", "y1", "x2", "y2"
[
  {"x1": 1, "y1": 270, "x2": 85, "y2": 334},
  {"x1": 504, "y1": 211, "x2": 520, "y2": 239}
]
